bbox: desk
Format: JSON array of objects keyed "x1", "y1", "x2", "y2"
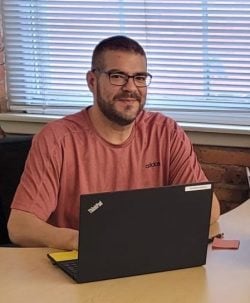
[{"x1": 1, "y1": 200, "x2": 250, "y2": 303}]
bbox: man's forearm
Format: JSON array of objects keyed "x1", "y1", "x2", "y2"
[
  {"x1": 7, "y1": 209, "x2": 78, "y2": 250},
  {"x1": 210, "y1": 194, "x2": 220, "y2": 224}
]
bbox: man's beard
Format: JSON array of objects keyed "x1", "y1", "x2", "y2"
[{"x1": 96, "y1": 86, "x2": 145, "y2": 126}]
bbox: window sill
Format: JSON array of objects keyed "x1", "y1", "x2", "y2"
[{"x1": 0, "y1": 112, "x2": 249, "y2": 148}]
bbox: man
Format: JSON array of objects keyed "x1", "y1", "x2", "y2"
[{"x1": 8, "y1": 36, "x2": 220, "y2": 250}]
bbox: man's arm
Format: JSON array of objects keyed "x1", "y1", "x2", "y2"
[
  {"x1": 7, "y1": 209, "x2": 78, "y2": 250},
  {"x1": 211, "y1": 193, "x2": 220, "y2": 224}
]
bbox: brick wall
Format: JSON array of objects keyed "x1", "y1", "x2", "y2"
[
  {"x1": 0, "y1": 19, "x2": 249, "y2": 213},
  {"x1": 0, "y1": 13, "x2": 7, "y2": 112},
  {"x1": 194, "y1": 145, "x2": 250, "y2": 213}
]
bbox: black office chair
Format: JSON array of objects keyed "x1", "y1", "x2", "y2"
[{"x1": 0, "y1": 135, "x2": 33, "y2": 245}]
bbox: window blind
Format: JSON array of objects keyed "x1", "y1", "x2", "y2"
[{"x1": 2, "y1": 0, "x2": 250, "y2": 126}]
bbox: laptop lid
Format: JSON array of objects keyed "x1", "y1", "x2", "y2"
[{"x1": 76, "y1": 182, "x2": 213, "y2": 283}]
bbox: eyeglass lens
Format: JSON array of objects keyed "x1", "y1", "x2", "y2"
[{"x1": 109, "y1": 73, "x2": 151, "y2": 87}]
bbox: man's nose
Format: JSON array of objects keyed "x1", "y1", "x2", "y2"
[{"x1": 122, "y1": 77, "x2": 138, "y2": 91}]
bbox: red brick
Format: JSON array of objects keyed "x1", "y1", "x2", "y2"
[
  {"x1": 201, "y1": 164, "x2": 225, "y2": 183},
  {"x1": 216, "y1": 187, "x2": 248, "y2": 203},
  {"x1": 201, "y1": 164, "x2": 248, "y2": 185},
  {"x1": 194, "y1": 145, "x2": 250, "y2": 166}
]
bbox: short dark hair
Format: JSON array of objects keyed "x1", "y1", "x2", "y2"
[{"x1": 91, "y1": 35, "x2": 146, "y2": 70}]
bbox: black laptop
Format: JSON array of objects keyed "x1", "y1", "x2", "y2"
[{"x1": 48, "y1": 182, "x2": 213, "y2": 283}]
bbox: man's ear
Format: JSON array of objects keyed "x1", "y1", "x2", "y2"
[{"x1": 86, "y1": 70, "x2": 96, "y2": 92}]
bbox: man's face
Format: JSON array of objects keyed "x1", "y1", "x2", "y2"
[{"x1": 91, "y1": 50, "x2": 148, "y2": 126}]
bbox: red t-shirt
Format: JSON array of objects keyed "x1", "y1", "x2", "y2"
[{"x1": 11, "y1": 108, "x2": 207, "y2": 229}]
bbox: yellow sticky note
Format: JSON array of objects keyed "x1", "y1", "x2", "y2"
[{"x1": 48, "y1": 250, "x2": 78, "y2": 262}]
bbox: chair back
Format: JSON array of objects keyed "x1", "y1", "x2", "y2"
[{"x1": 0, "y1": 135, "x2": 33, "y2": 245}]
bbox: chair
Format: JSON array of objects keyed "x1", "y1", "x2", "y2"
[{"x1": 0, "y1": 135, "x2": 33, "y2": 245}]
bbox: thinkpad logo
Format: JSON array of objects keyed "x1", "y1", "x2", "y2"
[
  {"x1": 145, "y1": 161, "x2": 160, "y2": 168},
  {"x1": 88, "y1": 200, "x2": 103, "y2": 214}
]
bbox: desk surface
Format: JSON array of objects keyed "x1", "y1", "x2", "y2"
[{"x1": 1, "y1": 199, "x2": 250, "y2": 303}]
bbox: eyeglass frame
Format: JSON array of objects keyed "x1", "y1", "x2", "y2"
[{"x1": 92, "y1": 69, "x2": 152, "y2": 87}]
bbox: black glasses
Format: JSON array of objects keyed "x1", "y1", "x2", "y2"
[{"x1": 93, "y1": 69, "x2": 152, "y2": 87}]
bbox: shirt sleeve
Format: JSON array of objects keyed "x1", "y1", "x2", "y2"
[{"x1": 168, "y1": 121, "x2": 208, "y2": 185}]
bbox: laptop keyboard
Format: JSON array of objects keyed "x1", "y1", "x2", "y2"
[{"x1": 62, "y1": 259, "x2": 78, "y2": 276}]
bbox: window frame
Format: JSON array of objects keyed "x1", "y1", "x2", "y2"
[{"x1": 1, "y1": 0, "x2": 250, "y2": 127}]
